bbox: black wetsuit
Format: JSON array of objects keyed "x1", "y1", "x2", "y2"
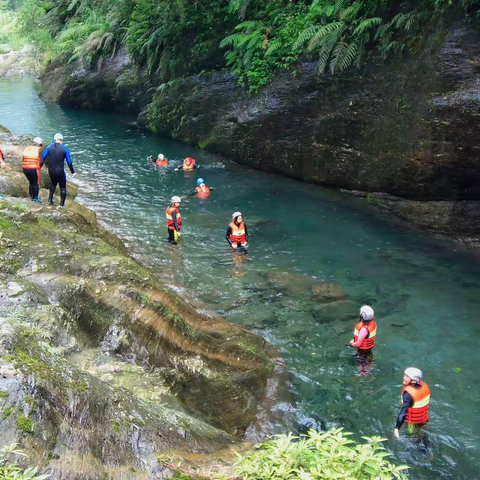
[{"x1": 41, "y1": 143, "x2": 74, "y2": 206}]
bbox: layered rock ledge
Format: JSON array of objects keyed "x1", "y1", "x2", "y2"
[{"x1": 0, "y1": 132, "x2": 275, "y2": 478}]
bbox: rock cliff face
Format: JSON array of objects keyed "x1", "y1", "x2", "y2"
[
  {"x1": 0, "y1": 133, "x2": 275, "y2": 478},
  {"x1": 39, "y1": 27, "x2": 480, "y2": 243}
]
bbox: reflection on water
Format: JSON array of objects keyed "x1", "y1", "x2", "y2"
[{"x1": 2, "y1": 76, "x2": 480, "y2": 479}]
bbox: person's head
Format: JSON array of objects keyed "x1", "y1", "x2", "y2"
[
  {"x1": 403, "y1": 367, "x2": 423, "y2": 386},
  {"x1": 197, "y1": 178, "x2": 205, "y2": 186},
  {"x1": 54, "y1": 133, "x2": 64, "y2": 144},
  {"x1": 33, "y1": 137, "x2": 43, "y2": 146},
  {"x1": 185, "y1": 157, "x2": 193, "y2": 165},
  {"x1": 359, "y1": 305, "x2": 374, "y2": 322},
  {"x1": 158, "y1": 154, "x2": 165, "y2": 160},
  {"x1": 232, "y1": 211, "x2": 243, "y2": 223},
  {"x1": 171, "y1": 196, "x2": 181, "y2": 207}
]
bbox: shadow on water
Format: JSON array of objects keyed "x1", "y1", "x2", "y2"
[{"x1": 2, "y1": 76, "x2": 480, "y2": 478}]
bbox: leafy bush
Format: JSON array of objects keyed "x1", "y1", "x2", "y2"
[
  {"x1": 0, "y1": 444, "x2": 49, "y2": 480},
  {"x1": 234, "y1": 428, "x2": 408, "y2": 480}
]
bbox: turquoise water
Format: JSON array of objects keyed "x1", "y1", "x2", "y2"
[{"x1": 1, "y1": 76, "x2": 480, "y2": 479}]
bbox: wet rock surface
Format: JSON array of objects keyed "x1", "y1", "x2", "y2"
[{"x1": 0, "y1": 133, "x2": 276, "y2": 477}]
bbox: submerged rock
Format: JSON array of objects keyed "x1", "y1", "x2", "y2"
[{"x1": 264, "y1": 271, "x2": 346, "y2": 302}]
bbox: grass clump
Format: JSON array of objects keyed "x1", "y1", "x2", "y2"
[{"x1": 16, "y1": 416, "x2": 33, "y2": 433}]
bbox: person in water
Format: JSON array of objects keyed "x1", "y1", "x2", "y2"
[
  {"x1": 41, "y1": 133, "x2": 76, "y2": 207},
  {"x1": 185, "y1": 178, "x2": 213, "y2": 198},
  {"x1": 150, "y1": 153, "x2": 168, "y2": 166},
  {"x1": 394, "y1": 367, "x2": 431, "y2": 439},
  {"x1": 227, "y1": 212, "x2": 248, "y2": 249},
  {"x1": 166, "y1": 196, "x2": 182, "y2": 244},
  {"x1": 348, "y1": 305, "x2": 377, "y2": 376},
  {"x1": 175, "y1": 157, "x2": 197, "y2": 171},
  {"x1": 21, "y1": 136, "x2": 43, "y2": 203},
  {"x1": 349, "y1": 305, "x2": 377, "y2": 350}
]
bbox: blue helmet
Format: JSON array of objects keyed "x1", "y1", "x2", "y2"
[{"x1": 196, "y1": 178, "x2": 205, "y2": 186}]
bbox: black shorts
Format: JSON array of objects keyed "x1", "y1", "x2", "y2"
[{"x1": 23, "y1": 168, "x2": 40, "y2": 185}]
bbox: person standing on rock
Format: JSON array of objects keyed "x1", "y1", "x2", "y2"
[
  {"x1": 166, "y1": 196, "x2": 182, "y2": 244},
  {"x1": 21, "y1": 136, "x2": 43, "y2": 203},
  {"x1": 394, "y1": 367, "x2": 430, "y2": 439},
  {"x1": 227, "y1": 212, "x2": 248, "y2": 250},
  {"x1": 41, "y1": 133, "x2": 76, "y2": 208}
]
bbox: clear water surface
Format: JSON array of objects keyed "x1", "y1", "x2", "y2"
[{"x1": 1, "y1": 76, "x2": 480, "y2": 479}]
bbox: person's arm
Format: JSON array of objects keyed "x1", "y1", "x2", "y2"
[
  {"x1": 244, "y1": 224, "x2": 248, "y2": 244},
  {"x1": 175, "y1": 165, "x2": 184, "y2": 171},
  {"x1": 394, "y1": 392, "x2": 414, "y2": 437},
  {"x1": 172, "y1": 210, "x2": 180, "y2": 231},
  {"x1": 350, "y1": 326, "x2": 368, "y2": 347},
  {"x1": 226, "y1": 226, "x2": 233, "y2": 246},
  {"x1": 193, "y1": 164, "x2": 198, "y2": 169},
  {"x1": 41, "y1": 145, "x2": 50, "y2": 167},
  {"x1": 64, "y1": 146, "x2": 75, "y2": 174}
]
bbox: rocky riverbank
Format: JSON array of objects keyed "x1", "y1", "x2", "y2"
[
  {"x1": 38, "y1": 26, "x2": 480, "y2": 245},
  {"x1": 0, "y1": 132, "x2": 277, "y2": 478}
]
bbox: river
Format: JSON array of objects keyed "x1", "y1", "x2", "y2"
[{"x1": 1, "y1": 76, "x2": 480, "y2": 479}]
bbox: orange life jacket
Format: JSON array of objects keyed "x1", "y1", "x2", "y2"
[
  {"x1": 166, "y1": 205, "x2": 182, "y2": 230},
  {"x1": 156, "y1": 158, "x2": 168, "y2": 166},
  {"x1": 22, "y1": 145, "x2": 41, "y2": 170},
  {"x1": 183, "y1": 157, "x2": 196, "y2": 170},
  {"x1": 353, "y1": 320, "x2": 377, "y2": 350},
  {"x1": 229, "y1": 221, "x2": 246, "y2": 244},
  {"x1": 401, "y1": 382, "x2": 431, "y2": 424},
  {"x1": 195, "y1": 185, "x2": 210, "y2": 197}
]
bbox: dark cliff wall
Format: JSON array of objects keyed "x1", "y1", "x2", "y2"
[{"x1": 139, "y1": 27, "x2": 480, "y2": 202}]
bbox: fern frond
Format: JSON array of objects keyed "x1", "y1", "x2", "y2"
[
  {"x1": 308, "y1": 22, "x2": 346, "y2": 50},
  {"x1": 220, "y1": 32, "x2": 244, "y2": 48},
  {"x1": 340, "y1": 1, "x2": 363, "y2": 22},
  {"x1": 234, "y1": 20, "x2": 263, "y2": 31},
  {"x1": 295, "y1": 25, "x2": 320, "y2": 49},
  {"x1": 353, "y1": 17, "x2": 382, "y2": 36},
  {"x1": 247, "y1": 32, "x2": 263, "y2": 50},
  {"x1": 265, "y1": 39, "x2": 281, "y2": 56},
  {"x1": 330, "y1": 41, "x2": 348, "y2": 72}
]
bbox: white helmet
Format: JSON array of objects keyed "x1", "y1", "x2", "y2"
[
  {"x1": 33, "y1": 137, "x2": 43, "y2": 146},
  {"x1": 232, "y1": 211, "x2": 242, "y2": 220},
  {"x1": 54, "y1": 133, "x2": 63, "y2": 142},
  {"x1": 404, "y1": 367, "x2": 423, "y2": 383},
  {"x1": 359, "y1": 305, "x2": 374, "y2": 321},
  {"x1": 157, "y1": 154, "x2": 165, "y2": 160},
  {"x1": 171, "y1": 196, "x2": 181, "y2": 203}
]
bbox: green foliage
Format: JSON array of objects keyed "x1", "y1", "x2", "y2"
[
  {"x1": 17, "y1": 416, "x2": 33, "y2": 433},
  {"x1": 3, "y1": 0, "x2": 479, "y2": 90},
  {"x1": 0, "y1": 443, "x2": 49, "y2": 479},
  {"x1": 234, "y1": 428, "x2": 409, "y2": 480}
]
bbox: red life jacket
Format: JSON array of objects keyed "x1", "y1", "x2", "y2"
[
  {"x1": 156, "y1": 158, "x2": 168, "y2": 166},
  {"x1": 353, "y1": 320, "x2": 377, "y2": 350},
  {"x1": 401, "y1": 382, "x2": 431, "y2": 424},
  {"x1": 195, "y1": 185, "x2": 210, "y2": 197},
  {"x1": 166, "y1": 205, "x2": 182, "y2": 230},
  {"x1": 183, "y1": 157, "x2": 196, "y2": 170},
  {"x1": 229, "y1": 221, "x2": 246, "y2": 244},
  {"x1": 22, "y1": 145, "x2": 41, "y2": 170}
]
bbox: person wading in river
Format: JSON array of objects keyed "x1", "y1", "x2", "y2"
[
  {"x1": 175, "y1": 157, "x2": 197, "y2": 171},
  {"x1": 150, "y1": 153, "x2": 168, "y2": 166},
  {"x1": 21, "y1": 136, "x2": 43, "y2": 203},
  {"x1": 184, "y1": 178, "x2": 213, "y2": 199},
  {"x1": 166, "y1": 196, "x2": 182, "y2": 244},
  {"x1": 41, "y1": 133, "x2": 76, "y2": 208},
  {"x1": 348, "y1": 305, "x2": 377, "y2": 376},
  {"x1": 394, "y1": 367, "x2": 431, "y2": 439},
  {"x1": 227, "y1": 212, "x2": 248, "y2": 250}
]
